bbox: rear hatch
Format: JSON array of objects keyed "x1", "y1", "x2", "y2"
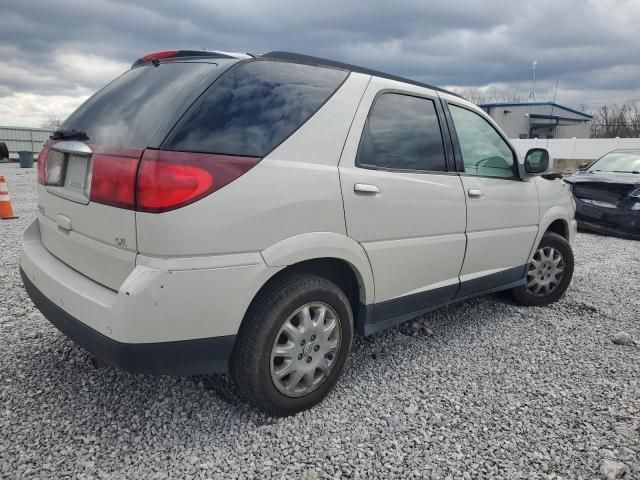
[{"x1": 37, "y1": 56, "x2": 239, "y2": 290}]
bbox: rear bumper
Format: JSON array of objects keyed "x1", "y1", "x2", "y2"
[
  {"x1": 21, "y1": 268, "x2": 234, "y2": 374},
  {"x1": 19, "y1": 218, "x2": 279, "y2": 374}
]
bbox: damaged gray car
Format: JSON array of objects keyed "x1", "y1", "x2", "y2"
[{"x1": 565, "y1": 149, "x2": 640, "y2": 240}]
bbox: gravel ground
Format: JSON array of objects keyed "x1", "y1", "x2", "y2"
[{"x1": 1, "y1": 162, "x2": 639, "y2": 479}]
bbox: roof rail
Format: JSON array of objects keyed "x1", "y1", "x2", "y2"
[{"x1": 262, "y1": 51, "x2": 463, "y2": 99}]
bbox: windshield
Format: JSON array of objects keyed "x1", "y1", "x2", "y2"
[
  {"x1": 588, "y1": 151, "x2": 640, "y2": 174},
  {"x1": 61, "y1": 60, "x2": 237, "y2": 147}
]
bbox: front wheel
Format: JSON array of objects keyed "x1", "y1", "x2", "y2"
[
  {"x1": 511, "y1": 232, "x2": 574, "y2": 306},
  {"x1": 230, "y1": 273, "x2": 354, "y2": 416}
]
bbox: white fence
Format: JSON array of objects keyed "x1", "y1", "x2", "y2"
[
  {"x1": 510, "y1": 138, "x2": 640, "y2": 172},
  {"x1": 511, "y1": 138, "x2": 640, "y2": 161}
]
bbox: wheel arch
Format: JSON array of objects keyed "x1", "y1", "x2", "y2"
[
  {"x1": 528, "y1": 207, "x2": 573, "y2": 262},
  {"x1": 546, "y1": 218, "x2": 569, "y2": 240},
  {"x1": 248, "y1": 233, "x2": 375, "y2": 335}
]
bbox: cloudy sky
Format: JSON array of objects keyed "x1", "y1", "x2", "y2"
[{"x1": 2, "y1": 0, "x2": 640, "y2": 127}]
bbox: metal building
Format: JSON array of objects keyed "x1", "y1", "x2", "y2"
[
  {"x1": 0, "y1": 126, "x2": 51, "y2": 160},
  {"x1": 479, "y1": 102, "x2": 593, "y2": 139}
]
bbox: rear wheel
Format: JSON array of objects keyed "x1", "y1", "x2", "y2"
[
  {"x1": 511, "y1": 232, "x2": 574, "y2": 306},
  {"x1": 230, "y1": 273, "x2": 353, "y2": 416}
]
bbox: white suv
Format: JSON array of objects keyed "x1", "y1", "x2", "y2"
[{"x1": 21, "y1": 50, "x2": 576, "y2": 415}]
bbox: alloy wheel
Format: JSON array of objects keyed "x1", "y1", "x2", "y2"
[
  {"x1": 526, "y1": 246, "x2": 565, "y2": 297},
  {"x1": 270, "y1": 302, "x2": 342, "y2": 397}
]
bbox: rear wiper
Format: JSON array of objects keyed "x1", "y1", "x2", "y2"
[
  {"x1": 50, "y1": 129, "x2": 89, "y2": 141},
  {"x1": 613, "y1": 170, "x2": 639, "y2": 174}
]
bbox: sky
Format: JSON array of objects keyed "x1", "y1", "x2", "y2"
[{"x1": 1, "y1": 0, "x2": 640, "y2": 128}]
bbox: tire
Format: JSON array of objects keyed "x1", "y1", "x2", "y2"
[
  {"x1": 511, "y1": 232, "x2": 574, "y2": 306},
  {"x1": 230, "y1": 273, "x2": 354, "y2": 416}
]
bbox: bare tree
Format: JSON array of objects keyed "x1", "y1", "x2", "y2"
[
  {"x1": 591, "y1": 102, "x2": 640, "y2": 138},
  {"x1": 451, "y1": 86, "x2": 524, "y2": 105},
  {"x1": 41, "y1": 117, "x2": 63, "y2": 131},
  {"x1": 484, "y1": 87, "x2": 524, "y2": 104},
  {"x1": 451, "y1": 87, "x2": 487, "y2": 104}
]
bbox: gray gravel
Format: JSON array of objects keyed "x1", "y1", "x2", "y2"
[{"x1": 1, "y1": 162, "x2": 639, "y2": 479}]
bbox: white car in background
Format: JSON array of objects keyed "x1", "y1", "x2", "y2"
[{"x1": 20, "y1": 50, "x2": 576, "y2": 416}]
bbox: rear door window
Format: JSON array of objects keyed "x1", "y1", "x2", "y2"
[
  {"x1": 357, "y1": 93, "x2": 447, "y2": 172},
  {"x1": 62, "y1": 61, "x2": 234, "y2": 147},
  {"x1": 163, "y1": 60, "x2": 349, "y2": 157}
]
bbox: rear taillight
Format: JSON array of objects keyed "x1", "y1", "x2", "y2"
[
  {"x1": 37, "y1": 142, "x2": 52, "y2": 185},
  {"x1": 136, "y1": 150, "x2": 260, "y2": 213},
  {"x1": 90, "y1": 148, "x2": 142, "y2": 209},
  {"x1": 87, "y1": 148, "x2": 260, "y2": 212}
]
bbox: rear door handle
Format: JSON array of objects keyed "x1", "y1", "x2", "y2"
[
  {"x1": 467, "y1": 188, "x2": 484, "y2": 198},
  {"x1": 354, "y1": 183, "x2": 380, "y2": 194}
]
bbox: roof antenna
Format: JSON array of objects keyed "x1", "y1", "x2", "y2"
[
  {"x1": 547, "y1": 78, "x2": 559, "y2": 148},
  {"x1": 528, "y1": 61, "x2": 537, "y2": 102}
]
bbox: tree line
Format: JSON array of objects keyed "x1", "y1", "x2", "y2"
[{"x1": 590, "y1": 103, "x2": 640, "y2": 138}]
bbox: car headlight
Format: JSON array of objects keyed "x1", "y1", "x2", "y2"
[{"x1": 629, "y1": 187, "x2": 640, "y2": 199}]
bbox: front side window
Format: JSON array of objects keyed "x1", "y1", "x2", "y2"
[
  {"x1": 449, "y1": 105, "x2": 515, "y2": 178},
  {"x1": 163, "y1": 60, "x2": 348, "y2": 157},
  {"x1": 357, "y1": 93, "x2": 447, "y2": 172}
]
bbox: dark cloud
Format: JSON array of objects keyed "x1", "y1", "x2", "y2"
[{"x1": 1, "y1": 0, "x2": 640, "y2": 125}]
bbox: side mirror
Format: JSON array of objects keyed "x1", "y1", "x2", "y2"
[
  {"x1": 578, "y1": 163, "x2": 590, "y2": 171},
  {"x1": 524, "y1": 148, "x2": 550, "y2": 175}
]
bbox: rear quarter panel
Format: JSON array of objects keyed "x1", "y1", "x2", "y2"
[{"x1": 136, "y1": 73, "x2": 371, "y2": 257}]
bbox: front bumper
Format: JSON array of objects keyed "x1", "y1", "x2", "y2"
[
  {"x1": 21, "y1": 268, "x2": 234, "y2": 374},
  {"x1": 575, "y1": 201, "x2": 640, "y2": 240}
]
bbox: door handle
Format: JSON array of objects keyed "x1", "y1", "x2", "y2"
[
  {"x1": 354, "y1": 183, "x2": 380, "y2": 194},
  {"x1": 467, "y1": 188, "x2": 484, "y2": 198}
]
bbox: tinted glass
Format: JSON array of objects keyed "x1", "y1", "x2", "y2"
[
  {"x1": 449, "y1": 105, "x2": 515, "y2": 178},
  {"x1": 164, "y1": 61, "x2": 348, "y2": 157},
  {"x1": 358, "y1": 93, "x2": 446, "y2": 171},
  {"x1": 587, "y1": 151, "x2": 640, "y2": 173},
  {"x1": 62, "y1": 62, "x2": 230, "y2": 147}
]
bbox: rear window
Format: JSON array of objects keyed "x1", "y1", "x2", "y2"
[
  {"x1": 163, "y1": 60, "x2": 349, "y2": 157},
  {"x1": 61, "y1": 61, "x2": 234, "y2": 147}
]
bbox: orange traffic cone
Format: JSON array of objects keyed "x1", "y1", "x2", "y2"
[{"x1": 0, "y1": 175, "x2": 17, "y2": 219}]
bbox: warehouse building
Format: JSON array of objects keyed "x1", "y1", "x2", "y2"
[
  {"x1": 0, "y1": 126, "x2": 51, "y2": 160},
  {"x1": 479, "y1": 102, "x2": 593, "y2": 139}
]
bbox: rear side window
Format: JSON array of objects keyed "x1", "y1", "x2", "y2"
[
  {"x1": 357, "y1": 93, "x2": 447, "y2": 171},
  {"x1": 163, "y1": 61, "x2": 348, "y2": 157},
  {"x1": 62, "y1": 62, "x2": 231, "y2": 147}
]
